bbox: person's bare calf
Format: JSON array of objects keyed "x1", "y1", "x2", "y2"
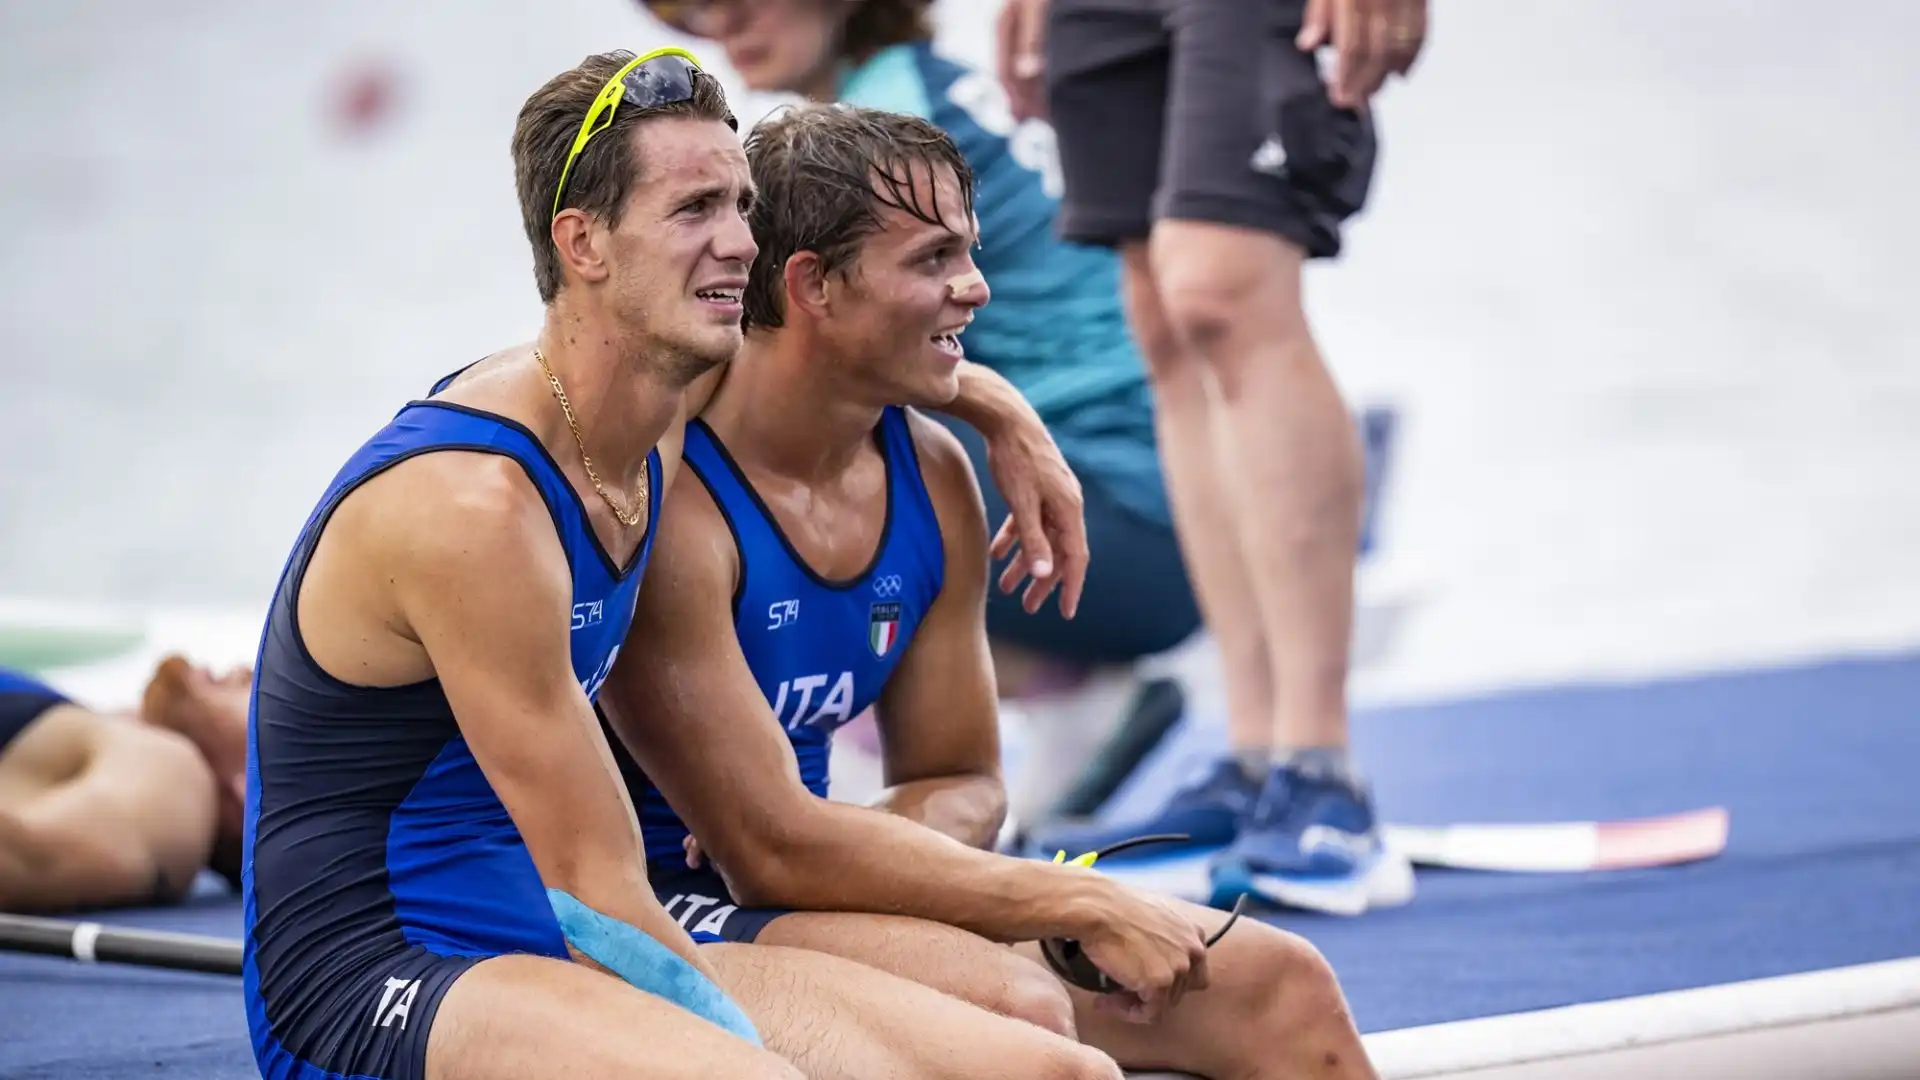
[
  {"x1": 706, "y1": 939, "x2": 1121, "y2": 1080},
  {"x1": 1147, "y1": 221, "x2": 1363, "y2": 753},
  {"x1": 758, "y1": 907, "x2": 1375, "y2": 1079},
  {"x1": 1119, "y1": 242, "x2": 1276, "y2": 754}
]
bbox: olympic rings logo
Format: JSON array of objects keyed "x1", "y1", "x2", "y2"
[{"x1": 872, "y1": 574, "x2": 904, "y2": 598}]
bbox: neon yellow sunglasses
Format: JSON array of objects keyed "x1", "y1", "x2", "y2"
[{"x1": 551, "y1": 46, "x2": 720, "y2": 220}]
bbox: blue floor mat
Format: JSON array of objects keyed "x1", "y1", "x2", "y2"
[
  {"x1": 0, "y1": 892, "x2": 250, "y2": 1078},
  {"x1": 4, "y1": 651, "x2": 1917, "y2": 1077},
  {"x1": 1107, "y1": 650, "x2": 1920, "y2": 1031}
]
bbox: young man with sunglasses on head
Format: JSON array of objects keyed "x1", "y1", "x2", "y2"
[
  {"x1": 596, "y1": 102, "x2": 1381, "y2": 1080},
  {"x1": 239, "y1": 47, "x2": 1093, "y2": 1080}
]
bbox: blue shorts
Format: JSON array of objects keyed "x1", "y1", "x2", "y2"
[
  {"x1": 249, "y1": 945, "x2": 483, "y2": 1080},
  {"x1": 0, "y1": 667, "x2": 70, "y2": 752},
  {"x1": 649, "y1": 861, "x2": 791, "y2": 944}
]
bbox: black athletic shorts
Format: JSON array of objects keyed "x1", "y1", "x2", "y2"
[
  {"x1": 1046, "y1": 0, "x2": 1378, "y2": 257},
  {"x1": 649, "y1": 861, "x2": 792, "y2": 944},
  {"x1": 0, "y1": 667, "x2": 70, "y2": 753}
]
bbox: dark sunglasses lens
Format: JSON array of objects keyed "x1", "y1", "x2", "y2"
[{"x1": 622, "y1": 55, "x2": 699, "y2": 111}]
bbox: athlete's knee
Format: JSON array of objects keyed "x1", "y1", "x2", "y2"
[
  {"x1": 1035, "y1": 1040, "x2": 1125, "y2": 1080},
  {"x1": 1148, "y1": 228, "x2": 1310, "y2": 362},
  {"x1": 1118, "y1": 245, "x2": 1188, "y2": 388},
  {"x1": 1056, "y1": 1043, "x2": 1127, "y2": 1080},
  {"x1": 1241, "y1": 927, "x2": 1356, "y2": 1035},
  {"x1": 986, "y1": 956, "x2": 1078, "y2": 1039}
]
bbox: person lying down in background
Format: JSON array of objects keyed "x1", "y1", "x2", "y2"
[{"x1": 0, "y1": 657, "x2": 249, "y2": 913}]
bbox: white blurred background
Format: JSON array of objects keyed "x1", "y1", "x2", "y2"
[{"x1": 2, "y1": 0, "x2": 1917, "y2": 707}]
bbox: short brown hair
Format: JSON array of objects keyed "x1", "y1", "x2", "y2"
[
  {"x1": 843, "y1": 0, "x2": 937, "y2": 60},
  {"x1": 740, "y1": 103, "x2": 974, "y2": 331},
  {"x1": 512, "y1": 50, "x2": 737, "y2": 304}
]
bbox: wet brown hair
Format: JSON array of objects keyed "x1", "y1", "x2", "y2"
[{"x1": 739, "y1": 102, "x2": 975, "y2": 331}]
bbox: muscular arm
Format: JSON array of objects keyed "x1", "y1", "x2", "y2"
[
  {"x1": 599, "y1": 474, "x2": 1114, "y2": 945},
  {"x1": 869, "y1": 414, "x2": 1007, "y2": 849},
  {"x1": 676, "y1": 362, "x2": 1083, "y2": 617},
  {"x1": 687, "y1": 358, "x2": 1026, "y2": 439},
  {"x1": 939, "y1": 360, "x2": 1038, "y2": 437},
  {"x1": 937, "y1": 361, "x2": 1089, "y2": 617},
  {"x1": 383, "y1": 455, "x2": 717, "y2": 983}
]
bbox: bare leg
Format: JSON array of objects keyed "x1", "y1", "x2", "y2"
[
  {"x1": 0, "y1": 707, "x2": 216, "y2": 912},
  {"x1": 705, "y1": 940, "x2": 1120, "y2": 1080},
  {"x1": 1120, "y1": 243, "x2": 1275, "y2": 755},
  {"x1": 1144, "y1": 223, "x2": 1363, "y2": 754},
  {"x1": 758, "y1": 913, "x2": 1079, "y2": 1038},
  {"x1": 425, "y1": 953, "x2": 800, "y2": 1080},
  {"x1": 760, "y1": 908, "x2": 1376, "y2": 1080},
  {"x1": 1018, "y1": 905, "x2": 1376, "y2": 1080}
]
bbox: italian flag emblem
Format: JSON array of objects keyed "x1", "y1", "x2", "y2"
[{"x1": 868, "y1": 601, "x2": 903, "y2": 658}]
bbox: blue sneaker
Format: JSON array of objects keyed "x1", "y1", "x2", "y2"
[
  {"x1": 1022, "y1": 757, "x2": 1258, "y2": 872},
  {"x1": 1208, "y1": 763, "x2": 1415, "y2": 916}
]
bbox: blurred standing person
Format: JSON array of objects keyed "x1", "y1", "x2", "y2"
[{"x1": 998, "y1": 0, "x2": 1427, "y2": 913}]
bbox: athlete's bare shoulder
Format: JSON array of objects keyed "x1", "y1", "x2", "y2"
[
  {"x1": 299, "y1": 449, "x2": 566, "y2": 685},
  {"x1": 366, "y1": 452, "x2": 557, "y2": 564}
]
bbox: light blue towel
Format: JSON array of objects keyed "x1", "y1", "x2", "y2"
[{"x1": 547, "y1": 888, "x2": 762, "y2": 1045}]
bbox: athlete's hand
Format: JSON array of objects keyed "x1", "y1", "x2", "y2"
[
  {"x1": 995, "y1": 0, "x2": 1051, "y2": 122},
  {"x1": 683, "y1": 834, "x2": 705, "y2": 869},
  {"x1": 1075, "y1": 885, "x2": 1212, "y2": 1023},
  {"x1": 983, "y1": 416, "x2": 1088, "y2": 619},
  {"x1": 1300, "y1": 0, "x2": 1429, "y2": 109}
]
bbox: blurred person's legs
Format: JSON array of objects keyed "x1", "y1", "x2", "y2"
[
  {"x1": 0, "y1": 665, "x2": 219, "y2": 911},
  {"x1": 1038, "y1": 0, "x2": 1411, "y2": 912}
]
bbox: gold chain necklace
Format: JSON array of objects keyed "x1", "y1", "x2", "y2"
[{"x1": 533, "y1": 347, "x2": 648, "y2": 528}]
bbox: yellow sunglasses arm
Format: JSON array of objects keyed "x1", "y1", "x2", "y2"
[{"x1": 550, "y1": 46, "x2": 707, "y2": 220}]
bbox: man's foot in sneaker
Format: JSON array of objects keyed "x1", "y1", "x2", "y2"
[{"x1": 1208, "y1": 757, "x2": 1415, "y2": 917}]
